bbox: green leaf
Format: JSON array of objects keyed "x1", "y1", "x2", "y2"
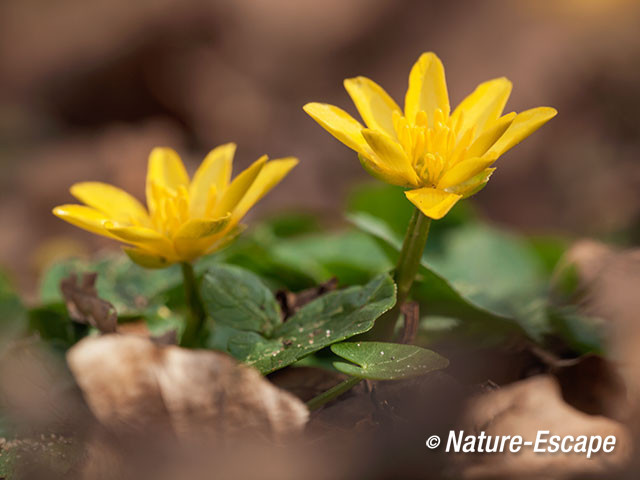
[
  {"x1": 331, "y1": 341, "x2": 449, "y2": 380},
  {"x1": 526, "y1": 236, "x2": 569, "y2": 275},
  {"x1": 349, "y1": 211, "x2": 550, "y2": 339},
  {"x1": 425, "y1": 225, "x2": 546, "y2": 317},
  {"x1": 269, "y1": 231, "x2": 392, "y2": 286},
  {"x1": 144, "y1": 304, "x2": 184, "y2": 338},
  {"x1": 347, "y1": 183, "x2": 414, "y2": 237},
  {"x1": 203, "y1": 270, "x2": 396, "y2": 374},
  {"x1": 200, "y1": 264, "x2": 282, "y2": 335},
  {"x1": 28, "y1": 304, "x2": 87, "y2": 349},
  {"x1": 214, "y1": 214, "x2": 393, "y2": 290},
  {"x1": 548, "y1": 306, "x2": 606, "y2": 355},
  {"x1": 38, "y1": 254, "x2": 181, "y2": 317}
]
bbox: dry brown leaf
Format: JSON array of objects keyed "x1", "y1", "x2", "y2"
[
  {"x1": 276, "y1": 277, "x2": 338, "y2": 320},
  {"x1": 455, "y1": 375, "x2": 631, "y2": 479},
  {"x1": 559, "y1": 240, "x2": 640, "y2": 422},
  {"x1": 66, "y1": 334, "x2": 308, "y2": 442},
  {"x1": 60, "y1": 273, "x2": 117, "y2": 334}
]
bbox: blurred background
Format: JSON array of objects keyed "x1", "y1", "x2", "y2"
[{"x1": 1, "y1": 0, "x2": 639, "y2": 293}]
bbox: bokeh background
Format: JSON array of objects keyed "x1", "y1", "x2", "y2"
[{"x1": 1, "y1": 0, "x2": 639, "y2": 292}]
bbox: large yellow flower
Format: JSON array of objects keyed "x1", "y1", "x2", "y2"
[
  {"x1": 304, "y1": 52, "x2": 556, "y2": 219},
  {"x1": 53, "y1": 145, "x2": 297, "y2": 267}
]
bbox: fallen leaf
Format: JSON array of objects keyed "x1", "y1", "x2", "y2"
[
  {"x1": 66, "y1": 334, "x2": 308, "y2": 442},
  {"x1": 455, "y1": 375, "x2": 631, "y2": 479},
  {"x1": 557, "y1": 240, "x2": 640, "y2": 422},
  {"x1": 60, "y1": 273, "x2": 117, "y2": 334}
]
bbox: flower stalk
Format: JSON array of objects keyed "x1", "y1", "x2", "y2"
[
  {"x1": 395, "y1": 207, "x2": 431, "y2": 308},
  {"x1": 368, "y1": 207, "x2": 431, "y2": 341},
  {"x1": 179, "y1": 262, "x2": 207, "y2": 348}
]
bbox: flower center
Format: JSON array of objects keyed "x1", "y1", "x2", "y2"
[
  {"x1": 149, "y1": 183, "x2": 191, "y2": 237},
  {"x1": 393, "y1": 108, "x2": 474, "y2": 187}
]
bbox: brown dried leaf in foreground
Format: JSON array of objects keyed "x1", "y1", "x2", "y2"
[
  {"x1": 456, "y1": 375, "x2": 631, "y2": 479},
  {"x1": 559, "y1": 240, "x2": 640, "y2": 422},
  {"x1": 60, "y1": 273, "x2": 117, "y2": 333},
  {"x1": 66, "y1": 335, "x2": 309, "y2": 442}
]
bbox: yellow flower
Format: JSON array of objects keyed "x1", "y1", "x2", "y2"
[
  {"x1": 304, "y1": 52, "x2": 556, "y2": 219},
  {"x1": 53, "y1": 145, "x2": 297, "y2": 267}
]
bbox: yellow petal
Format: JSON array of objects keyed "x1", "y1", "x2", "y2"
[
  {"x1": 231, "y1": 158, "x2": 298, "y2": 221},
  {"x1": 174, "y1": 216, "x2": 231, "y2": 241},
  {"x1": 466, "y1": 112, "x2": 516, "y2": 158},
  {"x1": 404, "y1": 187, "x2": 461, "y2": 220},
  {"x1": 485, "y1": 107, "x2": 557, "y2": 158},
  {"x1": 437, "y1": 156, "x2": 496, "y2": 190},
  {"x1": 146, "y1": 147, "x2": 189, "y2": 216},
  {"x1": 404, "y1": 52, "x2": 450, "y2": 124},
  {"x1": 212, "y1": 155, "x2": 267, "y2": 217},
  {"x1": 104, "y1": 223, "x2": 174, "y2": 256},
  {"x1": 173, "y1": 216, "x2": 232, "y2": 260},
  {"x1": 358, "y1": 154, "x2": 419, "y2": 188},
  {"x1": 123, "y1": 247, "x2": 174, "y2": 269},
  {"x1": 70, "y1": 182, "x2": 150, "y2": 226},
  {"x1": 104, "y1": 224, "x2": 165, "y2": 242},
  {"x1": 361, "y1": 129, "x2": 421, "y2": 187},
  {"x1": 344, "y1": 77, "x2": 400, "y2": 137},
  {"x1": 189, "y1": 143, "x2": 235, "y2": 217},
  {"x1": 52, "y1": 205, "x2": 116, "y2": 239},
  {"x1": 303, "y1": 103, "x2": 372, "y2": 156},
  {"x1": 446, "y1": 168, "x2": 496, "y2": 199},
  {"x1": 451, "y1": 78, "x2": 512, "y2": 139}
]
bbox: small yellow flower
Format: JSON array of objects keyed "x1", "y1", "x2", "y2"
[
  {"x1": 53, "y1": 145, "x2": 297, "y2": 267},
  {"x1": 304, "y1": 52, "x2": 556, "y2": 219}
]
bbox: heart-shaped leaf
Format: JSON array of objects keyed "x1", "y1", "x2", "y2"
[
  {"x1": 331, "y1": 341, "x2": 449, "y2": 380},
  {"x1": 200, "y1": 264, "x2": 282, "y2": 336},
  {"x1": 203, "y1": 268, "x2": 396, "y2": 374}
]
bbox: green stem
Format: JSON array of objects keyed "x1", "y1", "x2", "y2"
[
  {"x1": 395, "y1": 208, "x2": 431, "y2": 307},
  {"x1": 179, "y1": 262, "x2": 207, "y2": 348},
  {"x1": 306, "y1": 377, "x2": 362, "y2": 411},
  {"x1": 366, "y1": 207, "x2": 431, "y2": 341}
]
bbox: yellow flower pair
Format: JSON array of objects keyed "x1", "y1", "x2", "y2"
[
  {"x1": 54, "y1": 52, "x2": 555, "y2": 266},
  {"x1": 54, "y1": 145, "x2": 297, "y2": 267},
  {"x1": 304, "y1": 52, "x2": 556, "y2": 219}
]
